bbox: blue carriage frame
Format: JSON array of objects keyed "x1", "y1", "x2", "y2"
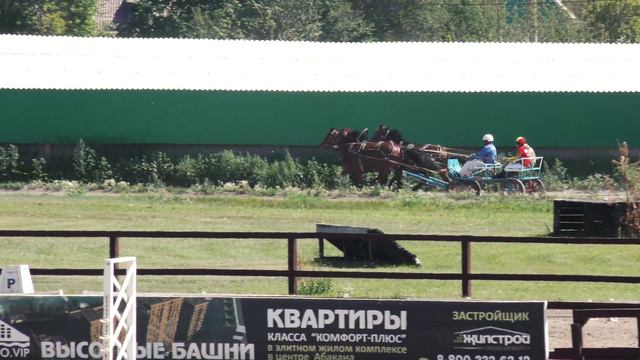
[{"x1": 404, "y1": 157, "x2": 545, "y2": 195}]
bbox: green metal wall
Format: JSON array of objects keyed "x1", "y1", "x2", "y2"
[{"x1": 1, "y1": 90, "x2": 638, "y2": 148}]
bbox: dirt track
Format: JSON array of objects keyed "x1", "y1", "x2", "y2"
[
  {"x1": 548, "y1": 310, "x2": 638, "y2": 351},
  {"x1": 542, "y1": 191, "x2": 638, "y2": 352}
]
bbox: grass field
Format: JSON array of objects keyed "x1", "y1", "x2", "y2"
[{"x1": 0, "y1": 190, "x2": 637, "y2": 301}]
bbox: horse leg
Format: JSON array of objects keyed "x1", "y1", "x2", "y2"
[
  {"x1": 395, "y1": 167, "x2": 403, "y2": 189},
  {"x1": 349, "y1": 173, "x2": 358, "y2": 186},
  {"x1": 439, "y1": 169, "x2": 450, "y2": 182},
  {"x1": 350, "y1": 172, "x2": 364, "y2": 188},
  {"x1": 388, "y1": 167, "x2": 403, "y2": 190},
  {"x1": 378, "y1": 171, "x2": 389, "y2": 187}
]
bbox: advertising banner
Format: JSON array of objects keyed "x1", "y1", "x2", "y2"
[{"x1": 0, "y1": 295, "x2": 546, "y2": 360}]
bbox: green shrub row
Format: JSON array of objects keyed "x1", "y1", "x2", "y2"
[
  {"x1": 0, "y1": 141, "x2": 625, "y2": 192},
  {"x1": 1, "y1": 141, "x2": 352, "y2": 190},
  {"x1": 541, "y1": 158, "x2": 625, "y2": 193}
]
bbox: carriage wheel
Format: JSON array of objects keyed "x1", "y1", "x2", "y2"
[
  {"x1": 525, "y1": 179, "x2": 545, "y2": 193},
  {"x1": 504, "y1": 179, "x2": 525, "y2": 194},
  {"x1": 449, "y1": 180, "x2": 481, "y2": 196}
]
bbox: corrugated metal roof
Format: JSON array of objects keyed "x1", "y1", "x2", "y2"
[{"x1": 1, "y1": 34, "x2": 640, "y2": 92}]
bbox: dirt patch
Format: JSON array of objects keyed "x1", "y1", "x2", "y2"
[{"x1": 548, "y1": 310, "x2": 638, "y2": 350}]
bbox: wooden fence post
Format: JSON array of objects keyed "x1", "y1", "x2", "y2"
[
  {"x1": 461, "y1": 240, "x2": 472, "y2": 298},
  {"x1": 288, "y1": 237, "x2": 298, "y2": 295},
  {"x1": 571, "y1": 322, "x2": 584, "y2": 360},
  {"x1": 318, "y1": 237, "x2": 324, "y2": 261}
]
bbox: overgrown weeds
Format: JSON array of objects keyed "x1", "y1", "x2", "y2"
[
  {"x1": 0, "y1": 141, "x2": 630, "y2": 198},
  {"x1": 542, "y1": 158, "x2": 571, "y2": 191},
  {"x1": 0, "y1": 145, "x2": 22, "y2": 180},
  {"x1": 612, "y1": 141, "x2": 640, "y2": 236},
  {"x1": 298, "y1": 279, "x2": 334, "y2": 296}
]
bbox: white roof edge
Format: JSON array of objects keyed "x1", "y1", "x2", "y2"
[
  {"x1": 0, "y1": 88, "x2": 636, "y2": 93},
  {"x1": 2, "y1": 34, "x2": 640, "y2": 92},
  {"x1": 3, "y1": 33, "x2": 640, "y2": 45}
]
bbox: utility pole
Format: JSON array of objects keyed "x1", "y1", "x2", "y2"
[
  {"x1": 530, "y1": 0, "x2": 538, "y2": 42},
  {"x1": 496, "y1": 2, "x2": 502, "y2": 41},
  {"x1": 553, "y1": 0, "x2": 577, "y2": 20}
]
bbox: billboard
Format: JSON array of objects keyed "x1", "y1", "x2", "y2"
[{"x1": 0, "y1": 295, "x2": 546, "y2": 360}]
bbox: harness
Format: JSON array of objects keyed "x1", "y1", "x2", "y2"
[{"x1": 333, "y1": 141, "x2": 446, "y2": 176}]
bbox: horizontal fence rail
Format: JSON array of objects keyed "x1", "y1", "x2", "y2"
[{"x1": 1, "y1": 230, "x2": 639, "y2": 306}]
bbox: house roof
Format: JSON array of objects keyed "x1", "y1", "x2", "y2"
[
  {"x1": 1, "y1": 34, "x2": 640, "y2": 92},
  {"x1": 96, "y1": 0, "x2": 132, "y2": 31}
]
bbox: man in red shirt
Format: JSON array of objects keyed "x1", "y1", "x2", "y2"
[{"x1": 505, "y1": 136, "x2": 536, "y2": 172}]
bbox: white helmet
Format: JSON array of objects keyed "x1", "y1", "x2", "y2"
[{"x1": 482, "y1": 134, "x2": 494, "y2": 142}]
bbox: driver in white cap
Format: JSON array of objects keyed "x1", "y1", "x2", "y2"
[{"x1": 459, "y1": 134, "x2": 497, "y2": 177}]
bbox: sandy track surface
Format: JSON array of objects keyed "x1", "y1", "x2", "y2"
[{"x1": 548, "y1": 310, "x2": 638, "y2": 351}]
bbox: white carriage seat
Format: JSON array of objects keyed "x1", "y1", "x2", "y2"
[
  {"x1": 457, "y1": 158, "x2": 501, "y2": 177},
  {"x1": 470, "y1": 161, "x2": 501, "y2": 177},
  {"x1": 505, "y1": 157, "x2": 543, "y2": 172}
]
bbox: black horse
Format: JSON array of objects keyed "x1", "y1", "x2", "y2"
[
  {"x1": 402, "y1": 145, "x2": 450, "y2": 183},
  {"x1": 371, "y1": 124, "x2": 408, "y2": 145},
  {"x1": 371, "y1": 125, "x2": 448, "y2": 184}
]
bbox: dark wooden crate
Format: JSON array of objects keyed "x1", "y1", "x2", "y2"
[{"x1": 553, "y1": 200, "x2": 634, "y2": 237}]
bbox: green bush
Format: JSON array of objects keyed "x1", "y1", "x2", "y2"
[
  {"x1": 258, "y1": 153, "x2": 302, "y2": 188},
  {"x1": 72, "y1": 139, "x2": 97, "y2": 183},
  {"x1": 298, "y1": 278, "x2": 333, "y2": 296},
  {"x1": 71, "y1": 140, "x2": 116, "y2": 183},
  {"x1": 95, "y1": 157, "x2": 114, "y2": 182},
  {"x1": 301, "y1": 158, "x2": 323, "y2": 188},
  {"x1": 542, "y1": 158, "x2": 571, "y2": 191},
  {"x1": 30, "y1": 158, "x2": 47, "y2": 181},
  {"x1": 174, "y1": 155, "x2": 199, "y2": 186},
  {"x1": 301, "y1": 159, "x2": 350, "y2": 190},
  {"x1": 129, "y1": 152, "x2": 175, "y2": 185},
  {"x1": 573, "y1": 173, "x2": 612, "y2": 193},
  {"x1": 0, "y1": 145, "x2": 22, "y2": 180},
  {"x1": 180, "y1": 151, "x2": 268, "y2": 186},
  {"x1": 0, "y1": 142, "x2": 352, "y2": 190},
  {"x1": 0, "y1": 141, "x2": 626, "y2": 195}
]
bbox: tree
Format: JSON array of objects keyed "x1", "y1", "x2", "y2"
[
  {"x1": 243, "y1": 0, "x2": 372, "y2": 41},
  {"x1": 242, "y1": 0, "x2": 324, "y2": 40},
  {"x1": 180, "y1": 0, "x2": 246, "y2": 39},
  {"x1": 395, "y1": 0, "x2": 452, "y2": 41},
  {"x1": 534, "y1": 4, "x2": 583, "y2": 43},
  {"x1": 351, "y1": 0, "x2": 450, "y2": 41},
  {"x1": 500, "y1": 1, "x2": 583, "y2": 42},
  {"x1": 116, "y1": 0, "x2": 194, "y2": 38},
  {"x1": 443, "y1": 0, "x2": 502, "y2": 42},
  {"x1": 0, "y1": 0, "x2": 97, "y2": 36},
  {"x1": 63, "y1": 0, "x2": 97, "y2": 35},
  {"x1": 117, "y1": 0, "x2": 250, "y2": 38},
  {"x1": 319, "y1": 0, "x2": 373, "y2": 42},
  {"x1": 118, "y1": 0, "x2": 371, "y2": 41},
  {"x1": 350, "y1": 0, "x2": 505, "y2": 42},
  {"x1": 584, "y1": 0, "x2": 640, "y2": 43}
]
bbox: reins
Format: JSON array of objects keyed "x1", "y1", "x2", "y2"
[{"x1": 333, "y1": 142, "x2": 446, "y2": 176}]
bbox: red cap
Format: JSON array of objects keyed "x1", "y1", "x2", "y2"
[{"x1": 515, "y1": 136, "x2": 526, "y2": 145}]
